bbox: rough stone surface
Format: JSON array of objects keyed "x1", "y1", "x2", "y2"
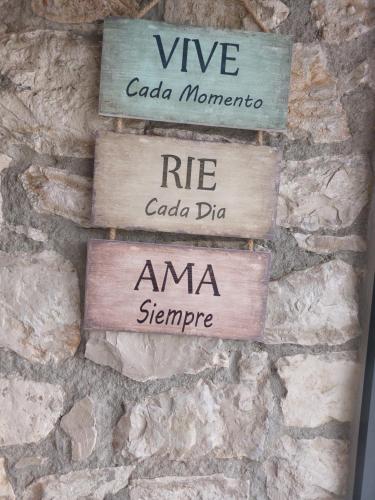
[
  {"x1": 85, "y1": 331, "x2": 229, "y2": 381},
  {"x1": 0, "y1": 458, "x2": 15, "y2": 499},
  {"x1": 164, "y1": 0, "x2": 289, "y2": 31},
  {"x1": 0, "y1": 378, "x2": 64, "y2": 446},
  {"x1": 310, "y1": 0, "x2": 375, "y2": 43},
  {"x1": 264, "y1": 436, "x2": 350, "y2": 499},
  {"x1": 340, "y1": 60, "x2": 370, "y2": 95},
  {"x1": 129, "y1": 475, "x2": 250, "y2": 499},
  {"x1": 277, "y1": 154, "x2": 370, "y2": 231},
  {"x1": 164, "y1": 0, "x2": 247, "y2": 29},
  {"x1": 265, "y1": 260, "x2": 360, "y2": 345},
  {"x1": 22, "y1": 466, "x2": 134, "y2": 500},
  {"x1": 31, "y1": 0, "x2": 139, "y2": 23},
  {"x1": 277, "y1": 352, "x2": 360, "y2": 427},
  {"x1": 0, "y1": 30, "x2": 113, "y2": 157},
  {"x1": 14, "y1": 456, "x2": 48, "y2": 469},
  {"x1": 242, "y1": 0, "x2": 290, "y2": 31},
  {"x1": 20, "y1": 165, "x2": 92, "y2": 227},
  {"x1": 288, "y1": 43, "x2": 350, "y2": 143},
  {"x1": 6, "y1": 224, "x2": 48, "y2": 242},
  {"x1": 113, "y1": 352, "x2": 273, "y2": 461},
  {"x1": 293, "y1": 233, "x2": 367, "y2": 254},
  {"x1": 0, "y1": 154, "x2": 11, "y2": 225},
  {"x1": 61, "y1": 397, "x2": 97, "y2": 461},
  {"x1": 0, "y1": 250, "x2": 80, "y2": 364}
]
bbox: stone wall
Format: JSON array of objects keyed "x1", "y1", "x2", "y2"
[{"x1": 0, "y1": 0, "x2": 374, "y2": 498}]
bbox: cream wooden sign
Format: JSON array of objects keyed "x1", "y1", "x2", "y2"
[
  {"x1": 92, "y1": 132, "x2": 280, "y2": 239},
  {"x1": 84, "y1": 240, "x2": 270, "y2": 340}
]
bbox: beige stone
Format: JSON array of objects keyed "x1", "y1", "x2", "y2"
[
  {"x1": 0, "y1": 458, "x2": 15, "y2": 500},
  {"x1": 265, "y1": 260, "x2": 360, "y2": 345},
  {"x1": 241, "y1": 0, "x2": 290, "y2": 31},
  {"x1": 293, "y1": 233, "x2": 366, "y2": 254},
  {"x1": 0, "y1": 250, "x2": 80, "y2": 364},
  {"x1": 277, "y1": 352, "x2": 360, "y2": 427},
  {"x1": 61, "y1": 397, "x2": 97, "y2": 461},
  {"x1": 0, "y1": 30, "x2": 113, "y2": 157},
  {"x1": 277, "y1": 154, "x2": 370, "y2": 231},
  {"x1": 288, "y1": 43, "x2": 350, "y2": 143},
  {"x1": 164, "y1": 0, "x2": 289, "y2": 31},
  {"x1": 310, "y1": 0, "x2": 375, "y2": 43},
  {"x1": 0, "y1": 378, "x2": 64, "y2": 446},
  {"x1": 113, "y1": 352, "x2": 273, "y2": 461},
  {"x1": 85, "y1": 331, "x2": 229, "y2": 382},
  {"x1": 129, "y1": 475, "x2": 249, "y2": 499},
  {"x1": 22, "y1": 466, "x2": 134, "y2": 500},
  {"x1": 0, "y1": 154, "x2": 11, "y2": 225},
  {"x1": 264, "y1": 436, "x2": 350, "y2": 499},
  {"x1": 31, "y1": 0, "x2": 139, "y2": 23},
  {"x1": 164, "y1": 0, "x2": 246, "y2": 29},
  {"x1": 20, "y1": 165, "x2": 92, "y2": 227}
]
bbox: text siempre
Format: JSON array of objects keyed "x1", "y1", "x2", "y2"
[{"x1": 134, "y1": 260, "x2": 220, "y2": 333}]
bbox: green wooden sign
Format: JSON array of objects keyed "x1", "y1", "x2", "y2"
[{"x1": 99, "y1": 19, "x2": 292, "y2": 131}]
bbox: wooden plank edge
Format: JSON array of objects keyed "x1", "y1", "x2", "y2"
[{"x1": 97, "y1": 108, "x2": 289, "y2": 134}]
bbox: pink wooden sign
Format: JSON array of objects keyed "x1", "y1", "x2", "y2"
[{"x1": 84, "y1": 240, "x2": 270, "y2": 340}]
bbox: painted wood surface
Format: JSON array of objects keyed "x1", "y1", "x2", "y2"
[
  {"x1": 92, "y1": 132, "x2": 280, "y2": 239},
  {"x1": 84, "y1": 240, "x2": 270, "y2": 340},
  {"x1": 99, "y1": 18, "x2": 292, "y2": 131}
]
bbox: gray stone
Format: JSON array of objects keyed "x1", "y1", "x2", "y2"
[
  {"x1": 0, "y1": 457, "x2": 15, "y2": 500},
  {"x1": 0, "y1": 250, "x2": 80, "y2": 364},
  {"x1": 60, "y1": 397, "x2": 97, "y2": 461},
  {"x1": 150, "y1": 126, "x2": 251, "y2": 144},
  {"x1": 31, "y1": 0, "x2": 139, "y2": 23},
  {"x1": 20, "y1": 165, "x2": 92, "y2": 227},
  {"x1": 6, "y1": 224, "x2": 48, "y2": 242},
  {"x1": 288, "y1": 43, "x2": 350, "y2": 143},
  {"x1": 293, "y1": 233, "x2": 367, "y2": 254},
  {"x1": 0, "y1": 154, "x2": 12, "y2": 225},
  {"x1": 264, "y1": 436, "x2": 350, "y2": 499},
  {"x1": 277, "y1": 352, "x2": 360, "y2": 427},
  {"x1": 85, "y1": 331, "x2": 229, "y2": 382},
  {"x1": 113, "y1": 352, "x2": 273, "y2": 461},
  {"x1": 22, "y1": 466, "x2": 134, "y2": 500},
  {"x1": 0, "y1": 30, "x2": 113, "y2": 157},
  {"x1": 277, "y1": 154, "x2": 370, "y2": 231},
  {"x1": 339, "y1": 61, "x2": 370, "y2": 95},
  {"x1": 265, "y1": 260, "x2": 360, "y2": 345},
  {"x1": 129, "y1": 475, "x2": 250, "y2": 499},
  {"x1": 0, "y1": 378, "x2": 64, "y2": 447},
  {"x1": 310, "y1": 0, "x2": 375, "y2": 43},
  {"x1": 14, "y1": 456, "x2": 48, "y2": 469}
]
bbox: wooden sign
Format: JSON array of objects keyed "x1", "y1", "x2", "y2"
[
  {"x1": 99, "y1": 18, "x2": 292, "y2": 131},
  {"x1": 92, "y1": 132, "x2": 280, "y2": 239},
  {"x1": 84, "y1": 240, "x2": 270, "y2": 340}
]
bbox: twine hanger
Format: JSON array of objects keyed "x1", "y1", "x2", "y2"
[{"x1": 108, "y1": 0, "x2": 269, "y2": 252}]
